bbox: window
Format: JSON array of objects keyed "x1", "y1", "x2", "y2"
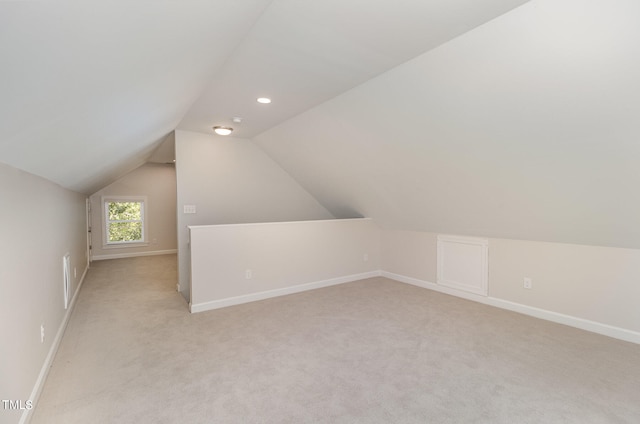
[{"x1": 103, "y1": 197, "x2": 147, "y2": 246}]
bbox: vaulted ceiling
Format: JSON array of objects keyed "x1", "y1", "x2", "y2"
[
  {"x1": 0, "y1": 0, "x2": 529, "y2": 194},
  {"x1": 254, "y1": 0, "x2": 640, "y2": 249},
  {"x1": 2, "y1": 0, "x2": 639, "y2": 249}
]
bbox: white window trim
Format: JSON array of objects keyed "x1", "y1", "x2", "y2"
[{"x1": 102, "y1": 196, "x2": 148, "y2": 248}]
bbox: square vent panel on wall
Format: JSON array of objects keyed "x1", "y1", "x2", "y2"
[{"x1": 437, "y1": 235, "x2": 488, "y2": 296}]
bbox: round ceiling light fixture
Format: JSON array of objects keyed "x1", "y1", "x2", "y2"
[
  {"x1": 213, "y1": 126, "x2": 233, "y2": 136},
  {"x1": 257, "y1": 97, "x2": 272, "y2": 104}
]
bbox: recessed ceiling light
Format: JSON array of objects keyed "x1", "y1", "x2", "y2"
[
  {"x1": 213, "y1": 126, "x2": 233, "y2": 136},
  {"x1": 257, "y1": 97, "x2": 272, "y2": 104}
]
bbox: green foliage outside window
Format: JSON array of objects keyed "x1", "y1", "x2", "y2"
[{"x1": 107, "y1": 201, "x2": 143, "y2": 243}]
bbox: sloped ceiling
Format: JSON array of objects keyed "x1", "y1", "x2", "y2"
[
  {"x1": 4, "y1": 0, "x2": 636, "y2": 250},
  {"x1": 0, "y1": 0, "x2": 529, "y2": 194},
  {"x1": 0, "y1": 0, "x2": 273, "y2": 194},
  {"x1": 178, "y1": 0, "x2": 531, "y2": 138},
  {"x1": 254, "y1": 0, "x2": 640, "y2": 249}
]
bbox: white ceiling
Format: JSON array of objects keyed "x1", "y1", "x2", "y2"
[
  {"x1": 0, "y1": 0, "x2": 272, "y2": 194},
  {"x1": 3, "y1": 0, "x2": 638, "y2": 249},
  {"x1": 178, "y1": 0, "x2": 531, "y2": 138},
  {"x1": 255, "y1": 0, "x2": 640, "y2": 249},
  {"x1": 0, "y1": 0, "x2": 529, "y2": 194}
]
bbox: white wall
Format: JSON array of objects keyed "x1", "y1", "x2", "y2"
[
  {"x1": 188, "y1": 221, "x2": 639, "y2": 342},
  {"x1": 189, "y1": 218, "x2": 379, "y2": 311},
  {"x1": 89, "y1": 163, "x2": 177, "y2": 260},
  {"x1": 175, "y1": 130, "x2": 334, "y2": 301},
  {"x1": 382, "y1": 230, "x2": 438, "y2": 284},
  {"x1": 489, "y1": 238, "x2": 640, "y2": 334},
  {"x1": 382, "y1": 230, "x2": 640, "y2": 342},
  {"x1": 0, "y1": 162, "x2": 87, "y2": 424}
]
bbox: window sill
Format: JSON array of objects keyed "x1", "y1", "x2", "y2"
[{"x1": 102, "y1": 242, "x2": 149, "y2": 250}]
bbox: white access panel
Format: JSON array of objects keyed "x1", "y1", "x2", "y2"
[{"x1": 437, "y1": 235, "x2": 488, "y2": 296}]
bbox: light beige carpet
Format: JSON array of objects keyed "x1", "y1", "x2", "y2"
[{"x1": 31, "y1": 254, "x2": 640, "y2": 423}]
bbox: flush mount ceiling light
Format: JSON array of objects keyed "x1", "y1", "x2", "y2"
[
  {"x1": 213, "y1": 126, "x2": 233, "y2": 136},
  {"x1": 257, "y1": 97, "x2": 272, "y2": 104}
]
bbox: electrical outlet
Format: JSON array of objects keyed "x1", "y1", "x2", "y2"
[
  {"x1": 40, "y1": 324, "x2": 45, "y2": 343},
  {"x1": 245, "y1": 269, "x2": 252, "y2": 280},
  {"x1": 363, "y1": 253, "x2": 369, "y2": 262},
  {"x1": 523, "y1": 277, "x2": 532, "y2": 289}
]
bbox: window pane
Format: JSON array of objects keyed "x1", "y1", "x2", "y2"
[
  {"x1": 108, "y1": 222, "x2": 143, "y2": 242},
  {"x1": 108, "y1": 202, "x2": 141, "y2": 221}
]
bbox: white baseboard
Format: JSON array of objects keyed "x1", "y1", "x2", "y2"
[
  {"x1": 383, "y1": 271, "x2": 491, "y2": 304},
  {"x1": 190, "y1": 271, "x2": 382, "y2": 313},
  {"x1": 382, "y1": 271, "x2": 640, "y2": 345},
  {"x1": 21, "y1": 264, "x2": 90, "y2": 424},
  {"x1": 92, "y1": 249, "x2": 177, "y2": 261}
]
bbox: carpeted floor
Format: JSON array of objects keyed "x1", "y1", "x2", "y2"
[{"x1": 31, "y1": 254, "x2": 640, "y2": 423}]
